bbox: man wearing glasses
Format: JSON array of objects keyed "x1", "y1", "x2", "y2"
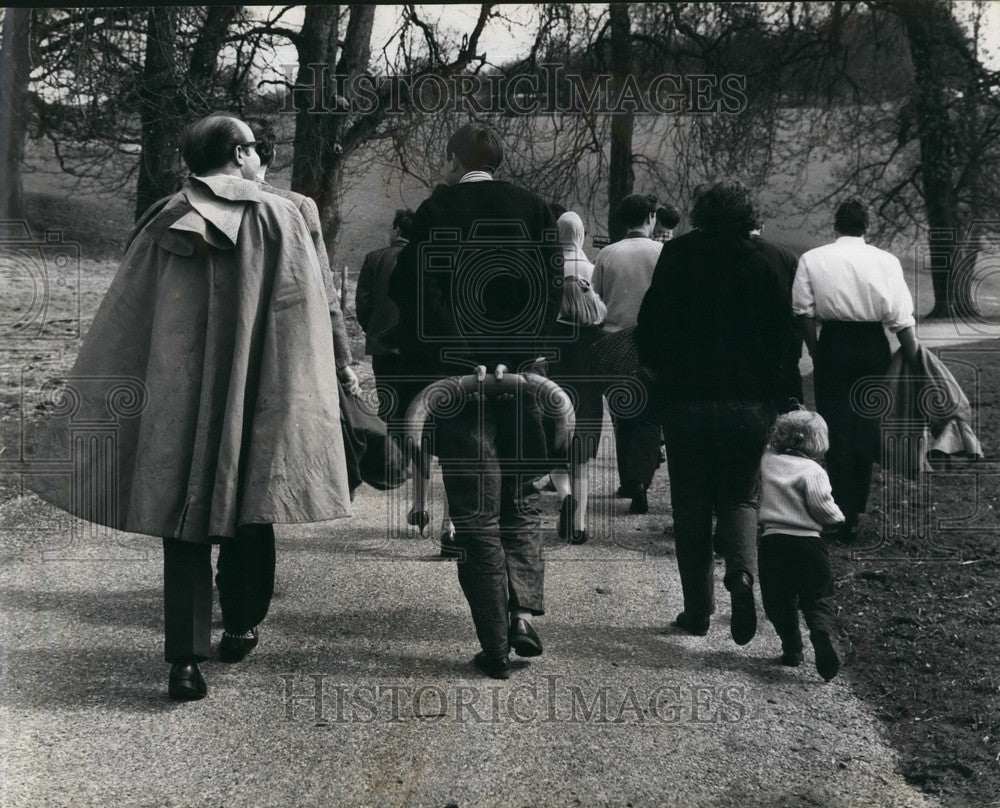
[{"x1": 32, "y1": 114, "x2": 352, "y2": 700}]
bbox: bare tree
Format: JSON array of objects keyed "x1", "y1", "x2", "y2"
[{"x1": 0, "y1": 8, "x2": 33, "y2": 221}]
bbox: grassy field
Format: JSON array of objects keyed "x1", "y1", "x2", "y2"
[{"x1": 4, "y1": 132, "x2": 1000, "y2": 807}]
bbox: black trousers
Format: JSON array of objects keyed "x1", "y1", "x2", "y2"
[
  {"x1": 758, "y1": 533, "x2": 836, "y2": 648},
  {"x1": 162, "y1": 524, "x2": 275, "y2": 663},
  {"x1": 660, "y1": 400, "x2": 775, "y2": 618},
  {"x1": 814, "y1": 321, "x2": 891, "y2": 522},
  {"x1": 611, "y1": 411, "x2": 663, "y2": 489}
]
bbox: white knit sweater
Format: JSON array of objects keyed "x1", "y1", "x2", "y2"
[{"x1": 759, "y1": 452, "x2": 845, "y2": 537}]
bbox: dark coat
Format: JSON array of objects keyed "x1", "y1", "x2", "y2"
[
  {"x1": 30, "y1": 174, "x2": 352, "y2": 539},
  {"x1": 752, "y1": 234, "x2": 804, "y2": 404},
  {"x1": 386, "y1": 180, "x2": 562, "y2": 379},
  {"x1": 635, "y1": 228, "x2": 800, "y2": 408},
  {"x1": 355, "y1": 238, "x2": 407, "y2": 356}
]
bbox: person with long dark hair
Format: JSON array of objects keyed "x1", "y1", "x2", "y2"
[{"x1": 635, "y1": 180, "x2": 800, "y2": 645}]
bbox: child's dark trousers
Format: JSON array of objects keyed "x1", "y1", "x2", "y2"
[{"x1": 758, "y1": 533, "x2": 836, "y2": 650}]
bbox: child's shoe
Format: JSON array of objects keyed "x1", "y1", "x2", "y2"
[
  {"x1": 811, "y1": 631, "x2": 841, "y2": 681},
  {"x1": 780, "y1": 645, "x2": 803, "y2": 667}
]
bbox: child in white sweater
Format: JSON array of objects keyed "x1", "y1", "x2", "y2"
[{"x1": 759, "y1": 410, "x2": 845, "y2": 681}]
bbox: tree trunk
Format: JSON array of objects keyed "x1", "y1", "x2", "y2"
[
  {"x1": 897, "y1": 0, "x2": 978, "y2": 319},
  {"x1": 291, "y1": 4, "x2": 375, "y2": 264},
  {"x1": 608, "y1": 3, "x2": 634, "y2": 243},
  {"x1": 135, "y1": 7, "x2": 184, "y2": 221},
  {"x1": 185, "y1": 6, "x2": 239, "y2": 113},
  {"x1": 0, "y1": 8, "x2": 33, "y2": 222}
]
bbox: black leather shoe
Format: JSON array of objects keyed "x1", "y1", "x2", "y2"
[
  {"x1": 558, "y1": 495, "x2": 575, "y2": 541},
  {"x1": 407, "y1": 509, "x2": 430, "y2": 535},
  {"x1": 629, "y1": 484, "x2": 649, "y2": 515},
  {"x1": 473, "y1": 651, "x2": 511, "y2": 680},
  {"x1": 219, "y1": 627, "x2": 259, "y2": 663},
  {"x1": 674, "y1": 611, "x2": 710, "y2": 636},
  {"x1": 168, "y1": 661, "x2": 207, "y2": 701},
  {"x1": 780, "y1": 648, "x2": 804, "y2": 667},
  {"x1": 569, "y1": 529, "x2": 588, "y2": 545},
  {"x1": 811, "y1": 631, "x2": 841, "y2": 681},
  {"x1": 728, "y1": 573, "x2": 757, "y2": 646},
  {"x1": 509, "y1": 617, "x2": 543, "y2": 657}
]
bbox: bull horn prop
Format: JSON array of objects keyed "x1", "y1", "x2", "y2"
[{"x1": 403, "y1": 372, "x2": 575, "y2": 456}]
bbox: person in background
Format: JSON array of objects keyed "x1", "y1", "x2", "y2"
[
  {"x1": 652, "y1": 203, "x2": 681, "y2": 243},
  {"x1": 792, "y1": 199, "x2": 919, "y2": 542},
  {"x1": 548, "y1": 211, "x2": 606, "y2": 544},
  {"x1": 252, "y1": 119, "x2": 360, "y2": 395},
  {"x1": 356, "y1": 209, "x2": 454, "y2": 543},
  {"x1": 636, "y1": 179, "x2": 800, "y2": 647},
  {"x1": 591, "y1": 193, "x2": 664, "y2": 514},
  {"x1": 758, "y1": 409, "x2": 844, "y2": 681}
]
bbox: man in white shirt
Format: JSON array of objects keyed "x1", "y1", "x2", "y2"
[
  {"x1": 592, "y1": 194, "x2": 664, "y2": 512},
  {"x1": 792, "y1": 199, "x2": 920, "y2": 541}
]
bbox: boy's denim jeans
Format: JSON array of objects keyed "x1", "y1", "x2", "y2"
[
  {"x1": 438, "y1": 399, "x2": 547, "y2": 659},
  {"x1": 660, "y1": 400, "x2": 775, "y2": 619}
]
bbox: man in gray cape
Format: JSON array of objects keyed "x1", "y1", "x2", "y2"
[{"x1": 30, "y1": 114, "x2": 351, "y2": 700}]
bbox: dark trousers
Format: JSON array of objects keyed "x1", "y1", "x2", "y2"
[
  {"x1": 660, "y1": 400, "x2": 775, "y2": 618},
  {"x1": 814, "y1": 322, "x2": 891, "y2": 523},
  {"x1": 162, "y1": 524, "x2": 275, "y2": 663},
  {"x1": 439, "y1": 403, "x2": 546, "y2": 659},
  {"x1": 758, "y1": 533, "x2": 837, "y2": 648},
  {"x1": 611, "y1": 411, "x2": 662, "y2": 489},
  {"x1": 373, "y1": 352, "x2": 432, "y2": 474}
]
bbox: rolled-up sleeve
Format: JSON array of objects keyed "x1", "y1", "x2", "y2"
[
  {"x1": 791, "y1": 256, "x2": 815, "y2": 318},
  {"x1": 883, "y1": 257, "x2": 916, "y2": 332}
]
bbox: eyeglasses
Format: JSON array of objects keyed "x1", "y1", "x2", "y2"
[{"x1": 240, "y1": 141, "x2": 257, "y2": 151}]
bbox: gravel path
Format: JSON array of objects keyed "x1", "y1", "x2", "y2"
[{"x1": 1, "y1": 429, "x2": 942, "y2": 808}]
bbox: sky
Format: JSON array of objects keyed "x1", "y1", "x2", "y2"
[{"x1": 256, "y1": 2, "x2": 1000, "y2": 72}]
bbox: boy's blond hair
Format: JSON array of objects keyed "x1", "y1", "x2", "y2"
[{"x1": 767, "y1": 409, "x2": 830, "y2": 461}]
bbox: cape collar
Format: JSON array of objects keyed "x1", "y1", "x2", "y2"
[{"x1": 167, "y1": 175, "x2": 261, "y2": 250}]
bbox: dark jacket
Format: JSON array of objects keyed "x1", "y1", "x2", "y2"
[
  {"x1": 386, "y1": 180, "x2": 562, "y2": 378},
  {"x1": 635, "y1": 228, "x2": 800, "y2": 407},
  {"x1": 355, "y1": 237, "x2": 407, "y2": 356},
  {"x1": 752, "y1": 234, "x2": 804, "y2": 403}
]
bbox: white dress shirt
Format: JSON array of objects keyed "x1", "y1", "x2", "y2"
[
  {"x1": 458, "y1": 170, "x2": 493, "y2": 183},
  {"x1": 792, "y1": 235, "x2": 915, "y2": 332}
]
